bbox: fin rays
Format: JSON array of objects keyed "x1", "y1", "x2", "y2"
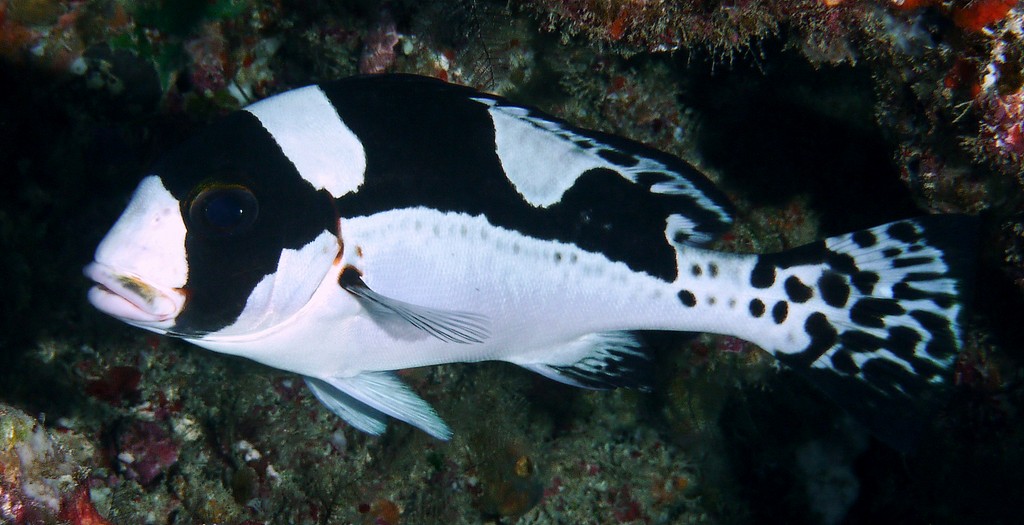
[
  {"x1": 472, "y1": 94, "x2": 734, "y2": 247},
  {"x1": 340, "y1": 271, "x2": 490, "y2": 344},
  {"x1": 517, "y1": 331, "x2": 652, "y2": 391},
  {"x1": 305, "y1": 377, "x2": 388, "y2": 435},
  {"x1": 758, "y1": 215, "x2": 976, "y2": 450},
  {"x1": 305, "y1": 373, "x2": 452, "y2": 440}
]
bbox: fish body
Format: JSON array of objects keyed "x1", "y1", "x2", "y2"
[{"x1": 86, "y1": 74, "x2": 974, "y2": 447}]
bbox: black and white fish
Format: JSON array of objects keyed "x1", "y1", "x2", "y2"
[{"x1": 85, "y1": 74, "x2": 974, "y2": 448}]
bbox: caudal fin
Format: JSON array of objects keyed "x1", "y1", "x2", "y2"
[{"x1": 752, "y1": 215, "x2": 977, "y2": 450}]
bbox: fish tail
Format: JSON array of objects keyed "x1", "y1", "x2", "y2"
[{"x1": 743, "y1": 215, "x2": 977, "y2": 450}]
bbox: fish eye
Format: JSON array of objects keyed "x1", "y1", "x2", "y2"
[{"x1": 188, "y1": 184, "x2": 259, "y2": 237}]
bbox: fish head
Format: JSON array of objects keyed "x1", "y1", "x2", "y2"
[
  {"x1": 86, "y1": 111, "x2": 342, "y2": 340},
  {"x1": 85, "y1": 174, "x2": 188, "y2": 333}
]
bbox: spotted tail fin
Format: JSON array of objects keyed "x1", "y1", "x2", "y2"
[{"x1": 749, "y1": 215, "x2": 977, "y2": 450}]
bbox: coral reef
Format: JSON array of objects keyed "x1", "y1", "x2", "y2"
[
  {"x1": 112, "y1": 420, "x2": 180, "y2": 488},
  {"x1": 0, "y1": 404, "x2": 108, "y2": 525}
]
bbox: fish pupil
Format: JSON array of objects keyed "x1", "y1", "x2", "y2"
[{"x1": 190, "y1": 186, "x2": 258, "y2": 237}]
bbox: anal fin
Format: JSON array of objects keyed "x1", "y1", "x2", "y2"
[{"x1": 518, "y1": 331, "x2": 652, "y2": 391}]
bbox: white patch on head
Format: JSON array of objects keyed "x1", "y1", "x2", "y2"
[
  {"x1": 245, "y1": 85, "x2": 365, "y2": 198},
  {"x1": 206, "y1": 230, "x2": 340, "y2": 338},
  {"x1": 86, "y1": 175, "x2": 187, "y2": 330}
]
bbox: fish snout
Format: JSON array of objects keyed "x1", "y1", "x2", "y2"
[{"x1": 84, "y1": 262, "x2": 185, "y2": 325}]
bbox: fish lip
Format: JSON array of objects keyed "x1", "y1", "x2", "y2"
[{"x1": 83, "y1": 262, "x2": 184, "y2": 324}]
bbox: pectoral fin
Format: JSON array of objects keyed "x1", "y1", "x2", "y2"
[
  {"x1": 339, "y1": 268, "x2": 490, "y2": 344},
  {"x1": 305, "y1": 372, "x2": 453, "y2": 440}
]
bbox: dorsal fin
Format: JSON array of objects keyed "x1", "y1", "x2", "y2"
[{"x1": 471, "y1": 94, "x2": 734, "y2": 246}]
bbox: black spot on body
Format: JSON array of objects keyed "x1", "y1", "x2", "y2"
[
  {"x1": 910, "y1": 310, "x2": 958, "y2": 360},
  {"x1": 893, "y1": 281, "x2": 955, "y2": 309},
  {"x1": 784, "y1": 275, "x2": 813, "y2": 303},
  {"x1": 806, "y1": 312, "x2": 837, "y2": 348},
  {"x1": 749, "y1": 299, "x2": 765, "y2": 317},
  {"x1": 772, "y1": 301, "x2": 788, "y2": 324},
  {"x1": 830, "y1": 350, "x2": 860, "y2": 375},
  {"x1": 691, "y1": 264, "x2": 702, "y2": 277},
  {"x1": 709, "y1": 263, "x2": 719, "y2": 277},
  {"x1": 892, "y1": 256, "x2": 933, "y2": 269},
  {"x1": 778, "y1": 312, "x2": 837, "y2": 368},
  {"x1": 678, "y1": 290, "x2": 697, "y2": 307},
  {"x1": 852, "y1": 271, "x2": 879, "y2": 295},
  {"x1": 852, "y1": 230, "x2": 877, "y2": 248},
  {"x1": 818, "y1": 271, "x2": 850, "y2": 308},
  {"x1": 826, "y1": 251, "x2": 859, "y2": 274},
  {"x1": 849, "y1": 298, "x2": 906, "y2": 328},
  {"x1": 891, "y1": 282, "x2": 925, "y2": 300},
  {"x1": 887, "y1": 221, "x2": 921, "y2": 243},
  {"x1": 750, "y1": 259, "x2": 776, "y2": 288},
  {"x1": 924, "y1": 332, "x2": 957, "y2": 364},
  {"x1": 909, "y1": 309, "x2": 949, "y2": 334},
  {"x1": 886, "y1": 326, "x2": 921, "y2": 361},
  {"x1": 903, "y1": 271, "x2": 944, "y2": 282}
]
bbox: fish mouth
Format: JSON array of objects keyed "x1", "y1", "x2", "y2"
[{"x1": 84, "y1": 262, "x2": 185, "y2": 324}]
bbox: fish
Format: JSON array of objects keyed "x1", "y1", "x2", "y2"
[{"x1": 84, "y1": 74, "x2": 975, "y2": 449}]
